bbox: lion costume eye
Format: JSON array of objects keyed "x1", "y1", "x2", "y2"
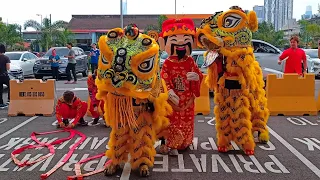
[
  {"x1": 223, "y1": 14, "x2": 242, "y2": 28},
  {"x1": 138, "y1": 56, "x2": 155, "y2": 73},
  {"x1": 107, "y1": 31, "x2": 118, "y2": 38}
]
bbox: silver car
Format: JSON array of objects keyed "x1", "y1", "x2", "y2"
[
  {"x1": 4, "y1": 51, "x2": 39, "y2": 77},
  {"x1": 303, "y1": 49, "x2": 319, "y2": 77}
]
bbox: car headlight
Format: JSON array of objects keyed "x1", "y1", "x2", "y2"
[
  {"x1": 35, "y1": 60, "x2": 41, "y2": 65},
  {"x1": 314, "y1": 62, "x2": 320, "y2": 66}
]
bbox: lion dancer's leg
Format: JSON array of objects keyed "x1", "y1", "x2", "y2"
[
  {"x1": 130, "y1": 113, "x2": 156, "y2": 177},
  {"x1": 228, "y1": 88, "x2": 255, "y2": 155},
  {"x1": 104, "y1": 124, "x2": 130, "y2": 176},
  {"x1": 249, "y1": 61, "x2": 270, "y2": 143},
  {"x1": 214, "y1": 86, "x2": 233, "y2": 152},
  {"x1": 251, "y1": 89, "x2": 270, "y2": 144}
]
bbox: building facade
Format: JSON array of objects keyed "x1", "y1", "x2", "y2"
[
  {"x1": 264, "y1": 0, "x2": 293, "y2": 31},
  {"x1": 22, "y1": 14, "x2": 210, "y2": 48},
  {"x1": 253, "y1": 5, "x2": 265, "y2": 23},
  {"x1": 302, "y1": 5, "x2": 313, "y2": 19},
  {"x1": 281, "y1": 19, "x2": 300, "y2": 40}
]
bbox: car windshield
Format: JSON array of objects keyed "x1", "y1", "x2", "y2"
[
  {"x1": 4, "y1": 53, "x2": 22, "y2": 60},
  {"x1": 43, "y1": 48, "x2": 70, "y2": 57},
  {"x1": 197, "y1": 55, "x2": 205, "y2": 67},
  {"x1": 305, "y1": 50, "x2": 319, "y2": 58}
]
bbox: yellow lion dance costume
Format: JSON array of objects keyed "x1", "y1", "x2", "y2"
[
  {"x1": 196, "y1": 6, "x2": 270, "y2": 155},
  {"x1": 95, "y1": 24, "x2": 172, "y2": 177}
]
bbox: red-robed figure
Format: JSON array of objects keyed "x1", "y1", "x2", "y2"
[
  {"x1": 158, "y1": 18, "x2": 203, "y2": 155},
  {"x1": 87, "y1": 70, "x2": 105, "y2": 126},
  {"x1": 56, "y1": 91, "x2": 88, "y2": 128}
]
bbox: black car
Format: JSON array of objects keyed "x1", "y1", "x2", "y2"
[{"x1": 33, "y1": 47, "x2": 89, "y2": 79}]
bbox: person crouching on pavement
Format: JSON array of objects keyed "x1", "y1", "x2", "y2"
[
  {"x1": 56, "y1": 90, "x2": 88, "y2": 128},
  {"x1": 87, "y1": 69, "x2": 106, "y2": 126}
]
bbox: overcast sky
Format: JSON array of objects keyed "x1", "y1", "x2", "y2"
[{"x1": 1, "y1": 0, "x2": 319, "y2": 30}]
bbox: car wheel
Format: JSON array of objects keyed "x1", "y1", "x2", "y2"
[{"x1": 35, "y1": 75, "x2": 43, "y2": 79}]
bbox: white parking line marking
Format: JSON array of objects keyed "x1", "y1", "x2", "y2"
[
  {"x1": 73, "y1": 88, "x2": 88, "y2": 91},
  {"x1": 0, "y1": 116, "x2": 38, "y2": 140},
  {"x1": 120, "y1": 162, "x2": 131, "y2": 180},
  {"x1": 268, "y1": 126, "x2": 320, "y2": 178},
  {"x1": 198, "y1": 120, "x2": 205, "y2": 123},
  {"x1": 56, "y1": 88, "x2": 88, "y2": 91}
]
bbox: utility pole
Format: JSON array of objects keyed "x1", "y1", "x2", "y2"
[
  {"x1": 120, "y1": 0, "x2": 123, "y2": 29},
  {"x1": 50, "y1": 14, "x2": 52, "y2": 47},
  {"x1": 175, "y1": 0, "x2": 177, "y2": 18}
]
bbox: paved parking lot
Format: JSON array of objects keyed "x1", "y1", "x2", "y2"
[{"x1": 0, "y1": 76, "x2": 320, "y2": 180}]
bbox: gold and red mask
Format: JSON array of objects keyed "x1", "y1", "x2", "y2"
[{"x1": 159, "y1": 18, "x2": 196, "y2": 60}]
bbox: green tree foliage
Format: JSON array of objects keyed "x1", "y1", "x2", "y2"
[
  {"x1": 24, "y1": 18, "x2": 74, "y2": 51},
  {"x1": 252, "y1": 22, "x2": 286, "y2": 48},
  {"x1": 143, "y1": 24, "x2": 158, "y2": 34},
  {"x1": 157, "y1": 15, "x2": 168, "y2": 32},
  {"x1": 143, "y1": 15, "x2": 168, "y2": 33},
  {"x1": 298, "y1": 20, "x2": 320, "y2": 48},
  {"x1": 0, "y1": 22, "x2": 23, "y2": 50}
]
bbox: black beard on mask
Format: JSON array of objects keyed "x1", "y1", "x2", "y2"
[
  {"x1": 170, "y1": 42, "x2": 192, "y2": 60},
  {"x1": 177, "y1": 49, "x2": 187, "y2": 60}
]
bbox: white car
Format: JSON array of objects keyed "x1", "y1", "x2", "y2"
[
  {"x1": 303, "y1": 49, "x2": 320, "y2": 77},
  {"x1": 8, "y1": 64, "x2": 24, "y2": 80},
  {"x1": 4, "y1": 51, "x2": 38, "y2": 77}
]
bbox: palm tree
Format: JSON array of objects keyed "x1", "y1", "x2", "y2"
[
  {"x1": 24, "y1": 18, "x2": 73, "y2": 51},
  {"x1": 0, "y1": 22, "x2": 23, "y2": 50}
]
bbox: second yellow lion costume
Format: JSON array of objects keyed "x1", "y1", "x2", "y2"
[
  {"x1": 196, "y1": 6, "x2": 270, "y2": 155},
  {"x1": 95, "y1": 24, "x2": 172, "y2": 177}
]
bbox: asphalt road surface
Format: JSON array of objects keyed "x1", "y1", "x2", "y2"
[{"x1": 0, "y1": 76, "x2": 320, "y2": 180}]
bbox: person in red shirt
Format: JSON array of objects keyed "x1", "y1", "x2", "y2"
[
  {"x1": 87, "y1": 70, "x2": 106, "y2": 126},
  {"x1": 56, "y1": 91, "x2": 88, "y2": 128},
  {"x1": 318, "y1": 40, "x2": 320, "y2": 58},
  {"x1": 278, "y1": 36, "x2": 307, "y2": 75},
  {"x1": 158, "y1": 18, "x2": 203, "y2": 155}
]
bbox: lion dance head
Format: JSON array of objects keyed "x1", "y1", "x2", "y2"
[
  {"x1": 96, "y1": 24, "x2": 160, "y2": 100},
  {"x1": 196, "y1": 6, "x2": 258, "y2": 56}
]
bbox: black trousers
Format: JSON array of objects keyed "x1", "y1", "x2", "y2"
[
  {"x1": 0, "y1": 76, "x2": 10, "y2": 104},
  {"x1": 52, "y1": 67, "x2": 59, "y2": 80},
  {"x1": 66, "y1": 63, "x2": 77, "y2": 81},
  {"x1": 90, "y1": 63, "x2": 97, "y2": 74}
]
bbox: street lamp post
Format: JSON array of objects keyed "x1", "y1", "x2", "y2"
[
  {"x1": 175, "y1": 0, "x2": 177, "y2": 18},
  {"x1": 120, "y1": 0, "x2": 123, "y2": 29},
  {"x1": 36, "y1": 14, "x2": 43, "y2": 26},
  {"x1": 36, "y1": 14, "x2": 42, "y2": 52}
]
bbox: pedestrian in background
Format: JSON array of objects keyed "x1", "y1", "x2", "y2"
[
  {"x1": 89, "y1": 43, "x2": 100, "y2": 74},
  {"x1": 278, "y1": 36, "x2": 307, "y2": 75},
  {"x1": 64, "y1": 43, "x2": 77, "y2": 84},
  {"x1": 318, "y1": 40, "x2": 320, "y2": 59},
  {"x1": 49, "y1": 48, "x2": 60, "y2": 81},
  {"x1": 0, "y1": 44, "x2": 10, "y2": 108}
]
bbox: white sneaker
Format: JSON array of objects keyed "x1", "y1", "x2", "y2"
[{"x1": 168, "y1": 149, "x2": 179, "y2": 156}]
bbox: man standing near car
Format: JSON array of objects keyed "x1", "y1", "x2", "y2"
[
  {"x1": 89, "y1": 43, "x2": 100, "y2": 74},
  {"x1": 278, "y1": 36, "x2": 307, "y2": 75},
  {"x1": 0, "y1": 44, "x2": 10, "y2": 108},
  {"x1": 49, "y1": 48, "x2": 60, "y2": 81},
  {"x1": 64, "y1": 43, "x2": 77, "y2": 84}
]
